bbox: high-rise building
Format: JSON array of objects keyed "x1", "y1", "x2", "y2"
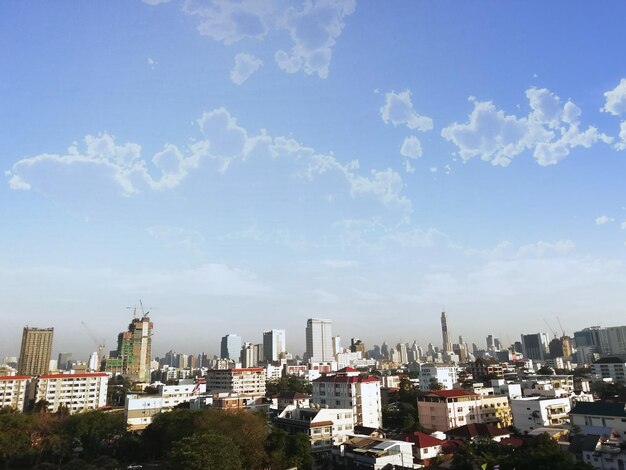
[
  {"x1": 18, "y1": 327, "x2": 54, "y2": 376},
  {"x1": 305, "y1": 318, "x2": 333, "y2": 363},
  {"x1": 263, "y1": 329, "x2": 286, "y2": 362},
  {"x1": 521, "y1": 333, "x2": 545, "y2": 361},
  {"x1": 57, "y1": 352, "x2": 72, "y2": 371},
  {"x1": 441, "y1": 311, "x2": 452, "y2": 353},
  {"x1": 105, "y1": 313, "x2": 153, "y2": 382},
  {"x1": 221, "y1": 334, "x2": 242, "y2": 360}
]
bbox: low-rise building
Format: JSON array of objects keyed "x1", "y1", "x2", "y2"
[
  {"x1": 333, "y1": 435, "x2": 417, "y2": 469},
  {"x1": 444, "y1": 423, "x2": 511, "y2": 442},
  {"x1": 510, "y1": 396, "x2": 571, "y2": 434},
  {"x1": 406, "y1": 432, "x2": 445, "y2": 465},
  {"x1": 35, "y1": 372, "x2": 108, "y2": 414},
  {"x1": 274, "y1": 405, "x2": 353, "y2": 461},
  {"x1": 570, "y1": 401, "x2": 626, "y2": 439},
  {"x1": 418, "y1": 389, "x2": 482, "y2": 432},
  {"x1": 0, "y1": 375, "x2": 31, "y2": 411},
  {"x1": 468, "y1": 357, "x2": 504, "y2": 381}
]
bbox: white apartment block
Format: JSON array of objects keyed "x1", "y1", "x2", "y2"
[
  {"x1": 312, "y1": 368, "x2": 382, "y2": 428},
  {"x1": 125, "y1": 394, "x2": 164, "y2": 430},
  {"x1": 591, "y1": 358, "x2": 626, "y2": 386},
  {"x1": 0, "y1": 375, "x2": 30, "y2": 411},
  {"x1": 35, "y1": 373, "x2": 108, "y2": 414},
  {"x1": 275, "y1": 405, "x2": 354, "y2": 456},
  {"x1": 418, "y1": 363, "x2": 458, "y2": 391},
  {"x1": 510, "y1": 396, "x2": 571, "y2": 434},
  {"x1": 417, "y1": 389, "x2": 511, "y2": 432},
  {"x1": 570, "y1": 402, "x2": 626, "y2": 438},
  {"x1": 159, "y1": 381, "x2": 206, "y2": 408},
  {"x1": 206, "y1": 367, "x2": 266, "y2": 396}
]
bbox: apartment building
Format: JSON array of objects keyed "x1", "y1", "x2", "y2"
[
  {"x1": 206, "y1": 367, "x2": 266, "y2": 396},
  {"x1": 0, "y1": 375, "x2": 30, "y2": 411},
  {"x1": 418, "y1": 363, "x2": 458, "y2": 391},
  {"x1": 510, "y1": 396, "x2": 571, "y2": 434},
  {"x1": 591, "y1": 357, "x2": 626, "y2": 386},
  {"x1": 34, "y1": 372, "x2": 108, "y2": 414},
  {"x1": 312, "y1": 368, "x2": 382, "y2": 428}
]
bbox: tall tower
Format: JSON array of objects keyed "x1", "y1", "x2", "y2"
[
  {"x1": 105, "y1": 312, "x2": 153, "y2": 382},
  {"x1": 220, "y1": 334, "x2": 242, "y2": 360},
  {"x1": 305, "y1": 318, "x2": 333, "y2": 363},
  {"x1": 441, "y1": 311, "x2": 452, "y2": 353},
  {"x1": 263, "y1": 329, "x2": 286, "y2": 362},
  {"x1": 18, "y1": 327, "x2": 54, "y2": 376}
]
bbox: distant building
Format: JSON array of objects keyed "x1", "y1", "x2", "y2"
[
  {"x1": 441, "y1": 311, "x2": 452, "y2": 352},
  {"x1": 263, "y1": 329, "x2": 286, "y2": 362},
  {"x1": 18, "y1": 327, "x2": 54, "y2": 376},
  {"x1": 57, "y1": 352, "x2": 72, "y2": 371},
  {"x1": 468, "y1": 357, "x2": 504, "y2": 382},
  {"x1": 105, "y1": 313, "x2": 153, "y2": 383},
  {"x1": 240, "y1": 342, "x2": 259, "y2": 368},
  {"x1": 305, "y1": 319, "x2": 333, "y2": 363},
  {"x1": 521, "y1": 333, "x2": 547, "y2": 361},
  {"x1": 592, "y1": 357, "x2": 626, "y2": 385},
  {"x1": 34, "y1": 372, "x2": 108, "y2": 414},
  {"x1": 418, "y1": 363, "x2": 458, "y2": 391},
  {"x1": 220, "y1": 334, "x2": 242, "y2": 360}
]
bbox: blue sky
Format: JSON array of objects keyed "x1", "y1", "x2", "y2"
[{"x1": 2, "y1": 1, "x2": 626, "y2": 359}]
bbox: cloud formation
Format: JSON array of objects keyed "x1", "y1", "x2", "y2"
[
  {"x1": 442, "y1": 87, "x2": 612, "y2": 166},
  {"x1": 380, "y1": 90, "x2": 433, "y2": 131},
  {"x1": 230, "y1": 52, "x2": 263, "y2": 84},
  {"x1": 595, "y1": 215, "x2": 614, "y2": 225},
  {"x1": 274, "y1": 0, "x2": 356, "y2": 78},
  {"x1": 602, "y1": 78, "x2": 626, "y2": 116},
  {"x1": 147, "y1": 0, "x2": 356, "y2": 79},
  {"x1": 7, "y1": 108, "x2": 412, "y2": 214},
  {"x1": 400, "y1": 136, "x2": 423, "y2": 159}
]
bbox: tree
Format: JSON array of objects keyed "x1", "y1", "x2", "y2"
[
  {"x1": 167, "y1": 433, "x2": 242, "y2": 470},
  {"x1": 0, "y1": 413, "x2": 34, "y2": 469},
  {"x1": 429, "y1": 378, "x2": 444, "y2": 390}
]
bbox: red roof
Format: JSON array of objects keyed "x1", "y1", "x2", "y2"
[
  {"x1": 314, "y1": 374, "x2": 379, "y2": 384},
  {"x1": 337, "y1": 367, "x2": 359, "y2": 373},
  {"x1": 38, "y1": 373, "x2": 108, "y2": 379},
  {"x1": 426, "y1": 389, "x2": 479, "y2": 399},
  {"x1": 444, "y1": 423, "x2": 510, "y2": 440},
  {"x1": 0, "y1": 375, "x2": 32, "y2": 381},
  {"x1": 208, "y1": 367, "x2": 264, "y2": 373},
  {"x1": 408, "y1": 432, "x2": 445, "y2": 448}
]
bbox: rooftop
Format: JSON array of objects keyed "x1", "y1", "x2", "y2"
[
  {"x1": 425, "y1": 389, "x2": 480, "y2": 399},
  {"x1": 570, "y1": 401, "x2": 626, "y2": 418},
  {"x1": 407, "y1": 431, "x2": 445, "y2": 448},
  {"x1": 444, "y1": 423, "x2": 510, "y2": 440}
]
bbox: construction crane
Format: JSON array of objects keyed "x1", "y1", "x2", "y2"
[
  {"x1": 543, "y1": 319, "x2": 558, "y2": 339},
  {"x1": 556, "y1": 316, "x2": 566, "y2": 337},
  {"x1": 81, "y1": 321, "x2": 106, "y2": 367},
  {"x1": 126, "y1": 299, "x2": 152, "y2": 319}
]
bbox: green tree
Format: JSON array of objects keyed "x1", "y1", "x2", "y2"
[
  {"x1": 62, "y1": 411, "x2": 126, "y2": 459},
  {"x1": 167, "y1": 433, "x2": 242, "y2": 470},
  {"x1": 0, "y1": 413, "x2": 35, "y2": 469},
  {"x1": 537, "y1": 366, "x2": 555, "y2": 375}
]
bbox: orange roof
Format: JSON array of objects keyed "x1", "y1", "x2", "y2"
[{"x1": 0, "y1": 375, "x2": 32, "y2": 381}]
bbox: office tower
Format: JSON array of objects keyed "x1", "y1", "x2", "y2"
[
  {"x1": 441, "y1": 311, "x2": 452, "y2": 352},
  {"x1": 396, "y1": 342, "x2": 408, "y2": 364},
  {"x1": 332, "y1": 336, "x2": 342, "y2": 356},
  {"x1": 573, "y1": 327, "x2": 601, "y2": 348},
  {"x1": 105, "y1": 312, "x2": 153, "y2": 382},
  {"x1": 57, "y1": 352, "x2": 72, "y2": 371},
  {"x1": 240, "y1": 342, "x2": 259, "y2": 368},
  {"x1": 380, "y1": 342, "x2": 389, "y2": 359},
  {"x1": 561, "y1": 336, "x2": 572, "y2": 358},
  {"x1": 88, "y1": 352, "x2": 99, "y2": 371},
  {"x1": 18, "y1": 327, "x2": 54, "y2": 376},
  {"x1": 263, "y1": 329, "x2": 286, "y2": 362},
  {"x1": 548, "y1": 337, "x2": 564, "y2": 359},
  {"x1": 305, "y1": 318, "x2": 333, "y2": 363},
  {"x1": 598, "y1": 326, "x2": 626, "y2": 356},
  {"x1": 494, "y1": 338, "x2": 501, "y2": 351},
  {"x1": 221, "y1": 334, "x2": 242, "y2": 360},
  {"x1": 350, "y1": 338, "x2": 366, "y2": 355},
  {"x1": 521, "y1": 333, "x2": 545, "y2": 361}
]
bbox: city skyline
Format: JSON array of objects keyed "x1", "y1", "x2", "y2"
[{"x1": 2, "y1": 2, "x2": 626, "y2": 356}]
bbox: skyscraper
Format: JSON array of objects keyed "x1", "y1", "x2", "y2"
[
  {"x1": 305, "y1": 318, "x2": 333, "y2": 363},
  {"x1": 18, "y1": 327, "x2": 54, "y2": 376},
  {"x1": 441, "y1": 311, "x2": 452, "y2": 352},
  {"x1": 221, "y1": 334, "x2": 242, "y2": 360},
  {"x1": 263, "y1": 329, "x2": 286, "y2": 362},
  {"x1": 105, "y1": 312, "x2": 153, "y2": 382}
]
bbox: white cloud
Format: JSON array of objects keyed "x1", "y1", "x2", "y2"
[
  {"x1": 181, "y1": 0, "x2": 271, "y2": 45},
  {"x1": 143, "y1": 0, "x2": 172, "y2": 4},
  {"x1": 400, "y1": 136, "x2": 423, "y2": 159},
  {"x1": 602, "y1": 78, "x2": 626, "y2": 116},
  {"x1": 7, "y1": 108, "x2": 411, "y2": 213},
  {"x1": 147, "y1": 57, "x2": 158, "y2": 69},
  {"x1": 230, "y1": 52, "x2": 263, "y2": 85},
  {"x1": 274, "y1": 0, "x2": 356, "y2": 79},
  {"x1": 621, "y1": 221, "x2": 626, "y2": 230},
  {"x1": 595, "y1": 215, "x2": 614, "y2": 225},
  {"x1": 442, "y1": 88, "x2": 612, "y2": 167},
  {"x1": 380, "y1": 90, "x2": 433, "y2": 131}
]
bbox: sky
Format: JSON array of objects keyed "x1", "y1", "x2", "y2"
[{"x1": 1, "y1": 1, "x2": 626, "y2": 360}]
